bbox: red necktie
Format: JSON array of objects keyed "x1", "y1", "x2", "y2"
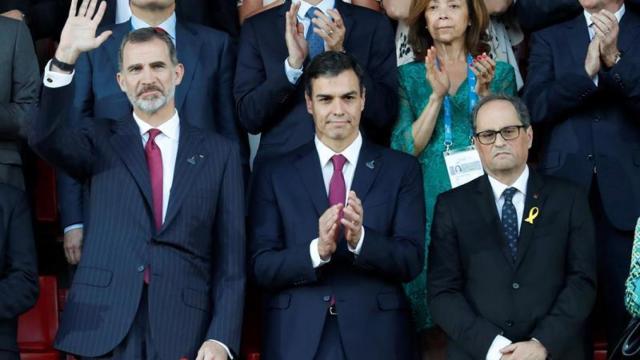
[
  {"x1": 328, "y1": 154, "x2": 347, "y2": 212},
  {"x1": 144, "y1": 129, "x2": 163, "y2": 283}
]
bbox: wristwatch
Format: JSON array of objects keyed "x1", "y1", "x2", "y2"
[{"x1": 51, "y1": 56, "x2": 75, "y2": 72}]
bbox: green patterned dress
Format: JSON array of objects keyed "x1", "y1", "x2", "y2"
[{"x1": 392, "y1": 60, "x2": 516, "y2": 331}]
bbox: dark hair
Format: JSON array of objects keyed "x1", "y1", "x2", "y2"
[
  {"x1": 472, "y1": 94, "x2": 531, "y2": 131},
  {"x1": 118, "y1": 27, "x2": 178, "y2": 71},
  {"x1": 304, "y1": 51, "x2": 365, "y2": 96},
  {"x1": 407, "y1": 0, "x2": 491, "y2": 60}
]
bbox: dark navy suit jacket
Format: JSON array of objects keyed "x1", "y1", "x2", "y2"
[
  {"x1": 57, "y1": 19, "x2": 248, "y2": 229},
  {"x1": 234, "y1": 0, "x2": 397, "y2": 172},
  {"x1": 31, "y1": 84, "x2": 246, "y2": 359},
  {"x1": 523, "y1": 11, "x2": 640, "y2": 231},
  {"x1": 249, "y1": 140, "x2": 424, "y2": 360}
]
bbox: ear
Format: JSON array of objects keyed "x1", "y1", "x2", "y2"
[
  {"x1": 305, "y1": 92, "x2": 314, "y2": 115},
  {"x1": 526, "y1": 126, "x2": 533, "y2": 149},
  {"x1": 116, "y1": 72, "x2": 127, "y2": 93},
  {"x1": 360, "y1": 87, "x2": 366, "y2": 112},
  {"x1": 174, "y1": 63, "x2": 184, "y2": 85}
]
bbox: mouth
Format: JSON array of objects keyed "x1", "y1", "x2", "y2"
[
  {"x1": 493, "y1": 152, "x2": 512, "y2": 158},
  {"x1": 138, "y1": 87, "x2": 162, "y2": 98}
]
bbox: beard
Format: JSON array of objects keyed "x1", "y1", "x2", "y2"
[{"x1": 128, "y1": 85, "x2": 175, "y2": 115}]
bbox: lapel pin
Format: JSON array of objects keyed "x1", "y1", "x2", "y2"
[
  {"x1": 524, "y1": 206, "x2": 540, "y2": 224},
  {"x1": 187, "y1": 156, "x2": 196, "y2": 165},
  {"x1": 366, "y1": 160, "x2": 375, "y2": 170},
  {"x1": 199, "y1": 154, "x2": 204, "y2": 158},
  {"x1": 533, "y1": 193, "x2": 539, "y2": 199}
]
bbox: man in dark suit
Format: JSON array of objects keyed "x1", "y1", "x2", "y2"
[
  {"x1": 523, "y1": 0, "x2": 640, "y2": 350},
  {"x1": 57, "y1": 0, "x2": 248, "y2": 266},
  {"x1": 249, "y1": 51, "x2": 424, "y2": 360},
  {"x1": 31, "y1": 1, "x2": 245, "y2": 358},
  {"x1": 428, "y1": 94, "x2": 596, "y2": 359},
  {"x1": 0, "y1": 185, "x2": 39, "y2": 360},
  {"x1": 234, "y1": 0, "x2": 397, "y2": 173},
  {"x1": 0, "y1": 15, "x2": 39, "y2": 190}
]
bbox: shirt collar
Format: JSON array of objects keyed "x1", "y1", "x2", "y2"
[
  {"x1": 130, "y1": 12, "x2": 177, "y2": 43},
  {"x1": 584, "y1": 3, "x2": 625, "y2": 27},
  {"x1": 297, "y1": 0, "x2": 336, "y2": 20},
  {"x1": 315, "y1": 132, "x2": 362, "y2": 169},
  {"x1": 488, "y1": 166, "x2": 529, "y2": 203},
  {"x1": 133, "y1": 110, "x2": 180, "y2": 140}
]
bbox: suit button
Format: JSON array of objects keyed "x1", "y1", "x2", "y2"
[
  {"x1": 323, "y1": 295, "x2": 331, "y2": 302},
  {"x1": 594, "y1": 116, "x2": 600, "y2": 122},
  {"x1": 506, "y1": 320, "x2": 514, "y2": 327},
  {"x1": 137, "y1": 265, "x2": 145, "y2": 272},
  {"x1": 512, "y1": 282, "x2": 520, "y2": 290},
  {"x1": 587, "y1": 154, "x2": 594, "y2": 161}
]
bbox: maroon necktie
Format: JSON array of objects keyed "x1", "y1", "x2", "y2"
[
  {"x1": 144, "y1": 129, "x2": 163, "y2": 283},
  {"x1": 328, "y1": 154, "x2": 347, "y2": 210}
]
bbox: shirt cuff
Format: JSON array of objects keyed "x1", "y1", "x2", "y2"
[
  {"x1": 206, "y1": 339, "x2": 233, "y2": 359},
  {"x1": 284, "y1": 58, "x2": 304, "y2": 85},
  {"x1": 43, "y1": 59, "x2": 75, "y2": 88},
  {"x1": 486, "y1": 334, "x2": 512, "y2": 360},
  {"x1": 64, "y1": 223, "x2": 84, "y2": 234},
  {"x1": 347, "y1": 227, "x2": 365, "y2": 255},
  {"x1": 592, "y1": 73, "x2": 599, "y2": 86},
  {"x1": 310, "y1": 238, "x2": 331, "y2": 268}
]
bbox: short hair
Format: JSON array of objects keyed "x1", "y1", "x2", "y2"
[
  {"x1": 407, "y1": 0, "x2": 491, "y2": 60},
  {"x1": 304, "y1": 51, "x2": 365, "y2": 96},
  {"x1": 472, "y1": 94, "x2": 531, "y2": 131},
  {"x1": 118, "y1": 27, "x2": 178, "y2": 71}
]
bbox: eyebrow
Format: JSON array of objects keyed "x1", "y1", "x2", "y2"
[
  {"x1": 315, "y1": 91, "x2": 358, "y2": 99},
  {"x1": 126, "y1": 61, "x2": 168, "y2": 72}
]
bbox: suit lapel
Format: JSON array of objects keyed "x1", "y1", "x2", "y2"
[
  {"x1": 515, "y1": 171, "x2": 548, "y2": 270},
  {"x1": 110, "y1": 115, "x2": 154, "y2": 211},
  {"x1": 350, "y1": 141, "x2": 381, "y2": 202},
  {"x1": 474, "y1": 175, "x2": 515, "y2": 267},
  {"x1": 294, "y1": 143, "x2": 329, "y2": 217},
  {"x1": 160, "y1": 123, "x2": 206, "y2": 232},
  {"x1": 617, "y1": 10, "x2": 640, "y2": 57},
  {"x1": 175, "y1": 22, "x2": 202, "y2": 113},
  {"x1": 567, "y1": 15, "x2": 590, "y2": 67}
]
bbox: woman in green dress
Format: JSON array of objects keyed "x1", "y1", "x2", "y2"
[{"x1": 391, "y1": 0, "x2": 516, "y2": 352}]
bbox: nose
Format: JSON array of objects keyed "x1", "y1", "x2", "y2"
[
  {"x1": 494, "y1": 132, "x2": 508, "y2": 146},
  {"x1": 331, "y1": 100, "x2": 345, "y2": 117},
  {"x1": 140, "y1": 66, "x2": 155, "y2": 83}
]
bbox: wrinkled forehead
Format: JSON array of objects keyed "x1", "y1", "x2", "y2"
[{"x1": 120, "y1": 38, "x2": 173, "y2": 68}]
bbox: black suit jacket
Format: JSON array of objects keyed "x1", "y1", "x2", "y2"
[
  {"x1": 523, "y1": 10, "x2": 640, "y2": 231},
  {"x1": 234, "y1": 0, "x2": 397, "y2": 172},
  {"x1": 428, "y1": 171, "x2": 596, "y2": 359},
  {"x1": 31, "y1": 84, "x2": 246, "y2": 359},
  {"x1": 249, "y1": 140, "x2": 424, "y2": 360},
  {"x1": 0, "y1": 184, "x2": 39, "y2": 354}
]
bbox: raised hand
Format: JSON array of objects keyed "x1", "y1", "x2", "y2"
[
  {"x1": 318, "y1": 204, "x2": 342, "y2": 261},
  {"x1": 584, "y1": 36, "x2": 601, "y2": 77},
  {"x1": 470, "y1": 53, "x2": 496, "y2": 97},
  {"x1": 341, "y1": 191, "x2": 363, "y2": 249},
  {"x1": 313, "y1": 9, "x2": 346, "y2": 52},
  {"x1": 285, "y1": 1, "x2": 308, "y2": 69},
  {"x1": 425, "y1": 46, "x2": 450, "y2": 99},
  {"x1": 55, "y1": 0, "x2": 112, "y2": 66},
  {"x1": 592, "y1": 9, "x2": 620, "y2": 67}
]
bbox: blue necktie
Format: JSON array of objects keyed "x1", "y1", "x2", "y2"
[
  {"x1": 501, "y1": 187, "x2": 519, "y2": 260},
  {"x1": 305, "y1": 7, "x2": 324, "y2": 59}
]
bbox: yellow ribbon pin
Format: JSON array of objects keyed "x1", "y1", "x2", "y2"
[{"x1": 524, "y1": 207, "x2": 540, "y2": 224}]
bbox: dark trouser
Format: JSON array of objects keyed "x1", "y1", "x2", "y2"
[
  {"x1": 590, "y1": 178, "x2": 634, "y2": 357},
  {"x1": 0, "y1": 350, "x2": 19, "y2": 360},
  {"x1": 81, "y1": 286, "x2": 159, "y2": 360},
  {"x1": 314, "y1": 312, "x2": 347, "y2": 360}
]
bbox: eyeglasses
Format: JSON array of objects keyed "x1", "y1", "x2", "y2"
[{"x1": 474, "y1": 125, "x2": 527, "y2": 145}]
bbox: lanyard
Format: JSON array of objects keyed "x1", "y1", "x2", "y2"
[{"x1": 442, "y1": 54, "x2": 478, "y2": 152}]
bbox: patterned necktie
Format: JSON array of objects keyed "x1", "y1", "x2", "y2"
[
  {"x1": 143, "y1": 129, "x2": 163, "y2": 283},
  {"x1": 501, "y1": 187, "x2": 519, "y2": 260},
  {"x1": 305, "y1": 6, "x2": 324, "y2": 59}
]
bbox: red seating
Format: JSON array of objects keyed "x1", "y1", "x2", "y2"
[{"x1": 18, "y1": 276, "x2": 60, "y2": 360}]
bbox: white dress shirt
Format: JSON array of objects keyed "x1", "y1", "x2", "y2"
[
  {"x1": 309, "y1": 133, "x2": 365, "y2": 267},
  {"x1": 584, "y1": 4, "x2": 625, "y2": 86},
  {"x1": 116, "y1": 0, "x2": 132, "y2": 24},
  {"x1": 484, "y1": 166, "x2": 530, "y2": 360},
  {"x1": 284, "y1": 0, "x2": 336, "y2": 84}
]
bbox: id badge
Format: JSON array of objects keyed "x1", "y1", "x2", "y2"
[{"x1": 443, "y1": 145, "x2": 484, "y2": 188}]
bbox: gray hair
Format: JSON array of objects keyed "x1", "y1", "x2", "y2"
[
  {"x1": 118, "y1": 27, "x2": 178, "y2": 71},
  {"x1": 472, "y1": 94, "x2": 531, "y2": 131}
]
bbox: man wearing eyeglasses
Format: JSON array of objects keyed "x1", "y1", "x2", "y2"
[{"x1": 428, "y1": 94, "x2": 597, "y2": 360}]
